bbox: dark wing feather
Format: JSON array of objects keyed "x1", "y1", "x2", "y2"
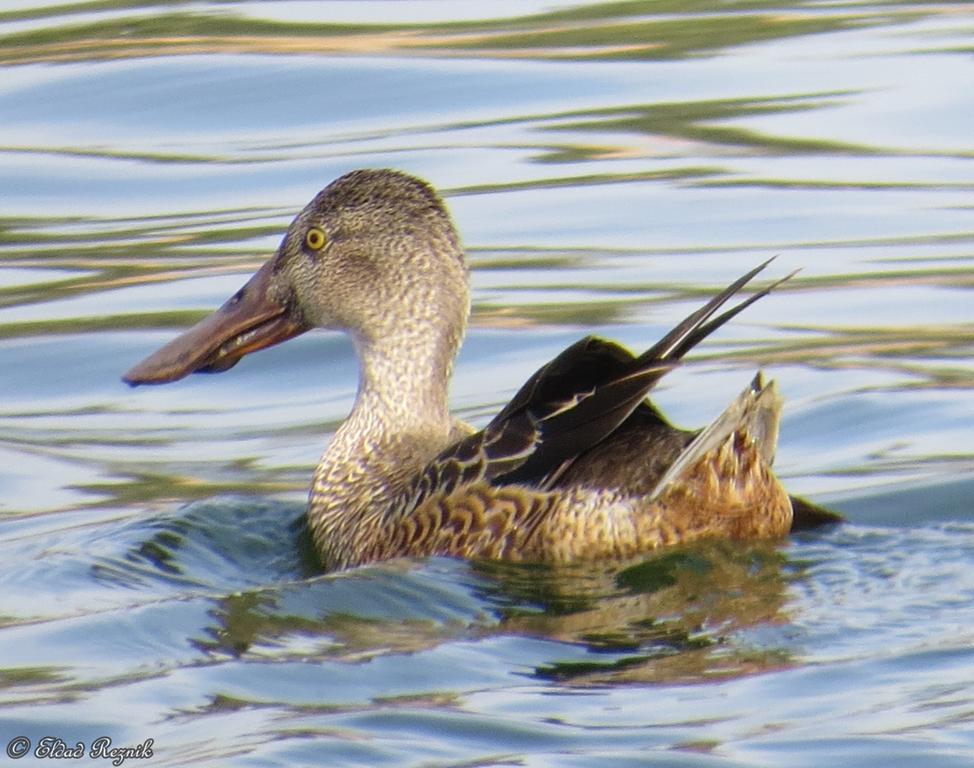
[
  {"x1": 401, "y1": 338, "x2": 642, "y2": 501},
  {"x1": 392, "y1": 260, "x2": 790, "y2": 517},
  {"x1": 492, "y1": 357, "x2": 674, "y2": 485},
  {"x1": 491, "y1": 336, "x2": 636, "y2": 424}
]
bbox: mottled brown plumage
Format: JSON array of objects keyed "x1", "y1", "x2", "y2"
[{"x1": 124, "y1": 169, "x2": 838, "y2": 572}]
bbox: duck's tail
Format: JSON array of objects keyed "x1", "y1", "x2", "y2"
[
  {"x1": 648, "y1": 372, "x2": 783, "y2": 504},
  {"x1": 649, "y1": 373, "x2": 843, "y2": 532}
]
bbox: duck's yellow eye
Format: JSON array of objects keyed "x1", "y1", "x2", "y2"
[{"x1": 305, "y1": 227, "x2": 327, "y2": 251}]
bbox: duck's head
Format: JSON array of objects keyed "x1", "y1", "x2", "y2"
[{"x1": 124, "y1": 169, "x2": 469, "y2": 386}]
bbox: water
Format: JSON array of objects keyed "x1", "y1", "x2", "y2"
[{"x1": 1, "y1": 1, "x2": 973, "y2": 765}]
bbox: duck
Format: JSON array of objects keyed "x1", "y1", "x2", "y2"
[{"x1": 124, "y1": 169, "x2": 839, "y2": 571}]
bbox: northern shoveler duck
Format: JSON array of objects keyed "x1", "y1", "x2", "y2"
[{"x1": 124, "y1": 169, "x2": 838, "y2": 571}]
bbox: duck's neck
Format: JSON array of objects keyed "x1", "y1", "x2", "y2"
[
  {"x1": 353, "y1": 325, "x2": 457, "y2": 432},
  {"x1": 308, "y1": 321, "x2": 464, "y2": 567}
]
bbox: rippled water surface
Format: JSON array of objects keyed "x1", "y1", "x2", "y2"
[{"x1": 2, "y1": 2, "x2": 974, "y2": 766}]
